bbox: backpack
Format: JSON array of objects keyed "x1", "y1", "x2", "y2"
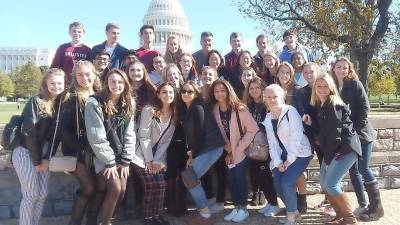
[{"x1": 1, "y1": 115, "x2": 23, "y2": 151}]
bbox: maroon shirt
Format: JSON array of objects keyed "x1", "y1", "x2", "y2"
[
  {"x1": 135, "y1": 47, "x2": 160, "y2": 72},
  {"x1": 224, "y1": 50, "x2": 241, "y2": 75},
  {"x1": 51, "y1": 43, "x2": 91, "y2": 85}
]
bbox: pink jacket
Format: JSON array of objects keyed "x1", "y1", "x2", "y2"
[{"x1": 213, "y1": 104, "x2": 259, "y2": 165}]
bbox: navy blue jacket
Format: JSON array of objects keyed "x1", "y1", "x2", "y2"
[{"x1": 90, "y1": 41, "x2": 128, "y2": 69}]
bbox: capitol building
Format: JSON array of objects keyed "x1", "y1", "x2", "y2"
[{"x1": 142, "y1": 0, "x2": 192, "y2": 54}]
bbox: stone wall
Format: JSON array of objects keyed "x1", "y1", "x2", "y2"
[{"x1": 1, "y1": 118, "x2": 400, "y2": 219}]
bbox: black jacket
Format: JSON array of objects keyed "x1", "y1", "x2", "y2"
[
  {"x1": 340, "y1": 79, "x2": 374, "y2": 143},
  {"x1": 181, "y1": 98, "x2": 224, "y2": 157},
  {"x1": 165, "y1": 123, "x2": 188, "y2": 178},
  {"x1": 317, "y1": 101, "x2": 362, "y2": 165},
  {"x1": 57, "y1": 93, "x2": 90, "y2": 159},
  {"x1": 295, "y1": 85, "x2": 318, "y2": 142},
  {"x1": 20, "y1": 96, "x2": 58, "y2": 166}
]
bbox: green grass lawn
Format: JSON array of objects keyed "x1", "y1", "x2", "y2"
[{"x1": 0, "y1": 102, "x2": 25, "y2": 124}]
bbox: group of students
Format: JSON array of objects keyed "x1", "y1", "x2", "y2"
[{"x1": 10, "y1": 21, "x2": 385, "y2": 225}]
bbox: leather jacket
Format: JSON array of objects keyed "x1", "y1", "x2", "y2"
[{"x1": 20, "y1": 96, "x2": 57, "y2": 166}]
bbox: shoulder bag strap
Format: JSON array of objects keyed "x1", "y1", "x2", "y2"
[
  {"x1": 49, "y1": 99, "x2": 62, "y2": 160},
  {"x1": 235, "y1": 110, "x2": 244, "y2": 139},
  {"x1": 152, "y1": 116, "x2": 173, "y2": 153}
]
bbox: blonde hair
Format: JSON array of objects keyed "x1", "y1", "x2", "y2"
[
  {"x1": 310, "y1": 73, "x2": 345, "y2": 107},
  {"x1": 71, "y1": 60, "x2": 102, "y2": 108},
  {"x1": 38, "y1": 68, "x2": 65, "y2": 116},
  {"x1": 263, "y1": 52, "x2": 280, "y2": 75},
  {"x1": 277, "y1": 62, "x2": 295, "y2": 104},
  {"x1": 163, "y1": 63, "x2": 184, "y2": 87},
  {"x1": 264, "y1": 84, "x2": 286, "y2": 110},
  {"x1": 330, "y1": 57, "x2": 359, "y2": 82}
]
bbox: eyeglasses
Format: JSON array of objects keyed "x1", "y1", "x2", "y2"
[
  {"x1": 153, "y1": 60, "x2": 165, "y2": 64},
  {"x1": 181, "y1": 89, "x2": 194, "y2": 95}
]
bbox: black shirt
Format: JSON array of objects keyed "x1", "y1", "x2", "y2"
[{"x1": 219, "y1": 108, "x2": 232, "y2": 139}]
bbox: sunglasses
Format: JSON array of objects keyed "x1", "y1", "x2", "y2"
[{"x1": 181, "y1": 89, "x2": 194, "y2": 95}]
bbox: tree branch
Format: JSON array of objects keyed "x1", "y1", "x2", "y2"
[{"x1": 369, "y1": 0, "x2": 392, "y2": 50}]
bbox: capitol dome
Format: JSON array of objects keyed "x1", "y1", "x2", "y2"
[{"x1": 142, "y1": 0, "x2": 192, "y2": 54}]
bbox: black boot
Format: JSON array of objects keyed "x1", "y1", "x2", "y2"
[
  {"x1": 360, "y1": 182, "x2": 384, "y2": 221},
  {"x1": 69, "y1": 190, "x2": 90, "y2": 225},
  {"x1": 86, "y1": 191, "x2": 105, "y2": 225},
  {"x1": 297, "y1": 193, "x2": 307, "y2": 214},
  {"x1": 250, "y1": 191, "x2": 260, "y2": 206}
]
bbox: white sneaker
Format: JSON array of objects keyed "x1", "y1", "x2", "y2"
[
  {"x1": 264, "y1": 205, "x2": 281, "y2": 217},
  {"x1": 232, "y1": 209, "x2": 249, "y2": 222},
  {"x1": 224, "y1": 208, "x2": 238, "y2": 221},
  {"x1": 353, "y1": 206, "x2": 368, "y2": 217},
  {"x1": 209, "y1": 202, "x2": 224, "y2": 214}
]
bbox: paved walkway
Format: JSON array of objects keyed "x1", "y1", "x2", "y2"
[{"x1": 1, "y1": 189, "x2": 398, "y2": 225}]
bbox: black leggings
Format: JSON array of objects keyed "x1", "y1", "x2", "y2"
[
  {"x1": 249, "y1": 159, "x2": 278, "y2": 206},
  {"x1": 90, "y1": 169, "x2": 127, "y2": 224}
]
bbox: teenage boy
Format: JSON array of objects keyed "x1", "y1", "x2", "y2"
[
  {"x1": 93, "y1": 50, "x2": 110, "y2": 82},
  {"x1": 224, "y1": 32, "x2": 243, "y2": 75},
  {"x1": 192, "y1": 31, "x2": 214, "y2": 74},
  {"x1": 253, "y1": 34, "x2": 268, "y2": 74},
  {"x1": 121, "y1": 49, "x2": 139, "y2": 71},
  {"x1": 51, "y1": 21, "x2": 91, "y2": 86},
  {"x1": 90, "y1": 23, "x2": 128, "y2": 70},
  {"x1": 136, "y1": 25, "x2": 160, "y2": 72},
  {"x1": 279, "y1": 29, "x2": 315, "y2": 63}
]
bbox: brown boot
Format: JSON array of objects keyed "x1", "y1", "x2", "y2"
[
  {"x1": 334, "y1": 193, "x2": 357, "y2": 225},
  {"x1": 325, "y1": 195, "x2": 342, "y2": 225}
]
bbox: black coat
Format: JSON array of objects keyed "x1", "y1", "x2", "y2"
[
  {"x1": 340, "y1": 79, "x2": 374, "y2": 143},
  {"x1": 317, "y1": 101, "x2": 362, "y2": 165},
  {"x1": 20, "y1": 96, "x2": 58, "y2": 166},
  {"x1": 165, "y1": 123, "x2": 188, "y2": 178},
  {"x1": 181, "y1": 98, "x2": 224, "y2": 157},
  {"x1": 57, "y1": 93, "x2": 91, "y2": 160},
  {"x1": 295, "y1": 85, "x2": 318, "y2": 142}
]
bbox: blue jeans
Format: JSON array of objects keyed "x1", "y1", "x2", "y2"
[
  {"x1": 188, "y1": 147, "x2": 223, "y2": 210},
  {"x1": 320, "y1": 151, "x2": 357, "y2": 197},
  {"x1": 273, "y1": 156, "x2": 312, "y2": 213},
  {"x1": 227, "y1": 157, "x2": 249, "y2": 207},
  {"x1": 349, "y1": 142, "x2": 375, "y2": 207}
]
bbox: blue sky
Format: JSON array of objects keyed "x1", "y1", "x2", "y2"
[{"x1": 0, "y1": 0, "x2": 280, "y2": 55}]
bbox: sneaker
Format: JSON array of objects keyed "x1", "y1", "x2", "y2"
[
  {"x1": 224, "y1": 208, "x2": 238, "y2": 221},
  {"x1": 209, "y1": 202, "x2": 224, "y2": 214},
  {"x1": 353, "y1": 206, "x2": 368, "y2": 217},
  {"x1": 314, "y1": 199, "x2": 330, "y2": 209},
  {"x1": 232, "y1": 209, "x2": 249, "y2": 222},
  {"x1": 258, "y1": 203, "x2": 273, "y2": 214},
  {"x1": 264, "y1": 205, "x2": 281, "y2": 217}
]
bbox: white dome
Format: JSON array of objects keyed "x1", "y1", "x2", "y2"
[{"x1": 142, "y1": 0, "x2": 192, "y2": 53}]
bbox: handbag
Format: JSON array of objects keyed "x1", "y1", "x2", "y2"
[
  {"x1": 49, "y1": 99, "x2": 77, "y2": 172},
  {"x1": 235, "y1": 110, "x2": 269, "y2": 161}
]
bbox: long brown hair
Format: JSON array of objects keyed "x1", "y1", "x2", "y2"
[
  {"x1": 126, "y1": 60, "x2": 156, "y2": 93},
  {"x1": 242, "y1": 76, "x2": 267, "y2": 105},
  {"x1": 330, "y1": 57, "x2": 359, "y2": 83},
  {"x1": 151, "y1": 82, "x2": 178, "y2": 125},
  {"x1": 207, "y1": 79, "x2": 246, "y2": 112},
  {"x1": 38, "y1": 68, "x2": 65, "y2": 116},
  {"x1": 97, "y1": 69, "x2": 134, "y2": 119},
  {"x1": 71, "y1": 60, "x2": 102, "y2": 109}
]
